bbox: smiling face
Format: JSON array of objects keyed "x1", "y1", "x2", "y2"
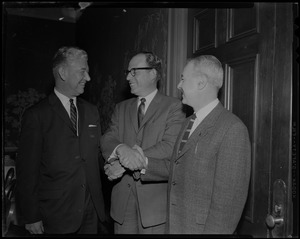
[
  {"x1": 58, "y1": 54, "x2": 90, "y2": 98},
  {"x1": 126, "y1": 54, "x2": 156, "y2": 97},
  {"x1": 177, "y1": 60, "x2": 201, "y2": 108},
  {"x1": 64, "y1": 56, "x2": 90, "y2": 97}
]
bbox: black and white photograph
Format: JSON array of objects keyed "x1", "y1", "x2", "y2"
[{"x1": 2, "y1": 2, "x2": 298, "y2": 237}]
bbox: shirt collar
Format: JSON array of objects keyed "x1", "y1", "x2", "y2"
[
  {"x1": 194, "y1": 98, "x2": 219, "y2": 120},
  {"x1": 138, "y1": 89, "x2": 158, "y2": 105},
  {"x1": 54, "y1": 88, "x2": 77, "y2": 106}
]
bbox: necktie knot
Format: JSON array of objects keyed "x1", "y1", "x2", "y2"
[{"x1": 140, "y1": 98, "x2": 146, "y2": 104}]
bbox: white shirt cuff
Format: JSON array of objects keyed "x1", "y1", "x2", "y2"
[
  {"x1": 107, "y1": 144, "x2": 123, "y2": 163},
  {"x1": 140, "y1": 157, "x2": 148, "y2": 174}
]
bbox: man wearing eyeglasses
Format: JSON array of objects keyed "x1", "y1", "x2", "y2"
[{"x1": 100, "y1": 52, "x2": 185, "y2": 234}]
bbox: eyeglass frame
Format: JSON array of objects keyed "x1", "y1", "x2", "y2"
[{"x1": 124, "y1": 67, "x2": 154, "y2": 77}]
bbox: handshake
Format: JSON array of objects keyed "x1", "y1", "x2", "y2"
[{"x1": 104, "y1": 144, "x2": 147, "y2": 181}]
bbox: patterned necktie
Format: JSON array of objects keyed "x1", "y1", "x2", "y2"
[
  {"x1": 138, "y1": 98, "x2": 146, "y2": 128},
  {"x1": 178, "y1": 114, "x2": 196, "y2": 154},
  {"x1": 69, "y1": 99, "x2": 77, "y2": 134}
]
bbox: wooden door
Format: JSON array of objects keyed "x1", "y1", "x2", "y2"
[{"x1": 187, "y1": 3, "x2": 295, "y2": 237}]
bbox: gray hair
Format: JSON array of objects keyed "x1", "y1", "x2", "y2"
[
  {"x1": 52, "y1": 46, "x2": 88, "y2": 80},
  {"x1": 190, "y1": 55, "x2": 223, "y2": 89}
]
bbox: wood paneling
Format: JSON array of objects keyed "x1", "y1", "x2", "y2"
[
  {"x1": 228, "y1": 7, "x2": 258, "y2": 41},
  {"x1": 193, "y1": 9, "x2": 216, "y2": 52}
]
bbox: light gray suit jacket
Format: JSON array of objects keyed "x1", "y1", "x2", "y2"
[
  {"x1": 141, "y1": 103, "x2": 251, "y2": 234},
  {"x1": 100, "y1": 92, "x2": 185, "y2": 227}
]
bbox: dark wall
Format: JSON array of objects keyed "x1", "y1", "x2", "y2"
[
  {"x1": 77, "y1": 7, "x2": 168, "y2": 101},
  {"x1": 3, "y1": 14, "x2": 76, "y2": 97},
  {"x1": 76, "y1": 7, "x2": 168, "y2": 132}
]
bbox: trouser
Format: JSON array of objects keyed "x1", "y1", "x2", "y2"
[{"x1": 114, "y1": 184, "x2": 165, "y2": 234}]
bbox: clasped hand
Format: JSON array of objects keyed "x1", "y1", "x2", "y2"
[
  {"x1": 104, "y1": 144, "x2": 146, "y2": 181},
  {"x1": 117, "y1": 144, "x2": 147, "y2": 171}
]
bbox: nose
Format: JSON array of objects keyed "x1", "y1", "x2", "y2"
[
  {"x1": 126, "y1": 73, "x2": 132, "y2": 81},
  {"x1": 85, "y1": 72, "x2": 91, "y2": 81},
  {"x1": 177, "y1": 80, "x2": 182, "y2": 90}
]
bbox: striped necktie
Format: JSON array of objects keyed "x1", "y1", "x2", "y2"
[
  {"x1": 178, "y1": 114, "x2": 196, "y2": 154},
  {"x1": 69, "y1": 99, "x2": 77, "y2": 134},
  {"x1": 138, "y1": 98, "x2": 146, "y2": 128}
]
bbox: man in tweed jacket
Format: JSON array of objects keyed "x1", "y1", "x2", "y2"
[{"x1": 136, "y1": 55, "x2": 251, "y2": 234}]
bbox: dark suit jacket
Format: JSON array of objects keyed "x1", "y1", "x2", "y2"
[
  {"x1": 100, "y1": 91, "x2": 185, "y2": 227},
  {"x1": 141, "y1": 103, "x2": 251, "y2": 234},
  {"x1": 16, "y1": 93, "x2": 106, "y2": 234}
]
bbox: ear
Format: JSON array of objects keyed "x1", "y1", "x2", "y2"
[
  {"x1": 58, "y1": 66, "x2": 66, "y2": 81},
  {"x1": 197, "y1": 75, "x2": 208, "y2": 90},
  {"x1": 150, "y1": 68, "x2": 157, "y2": 81}
]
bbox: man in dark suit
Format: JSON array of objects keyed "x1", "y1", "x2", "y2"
[
  {"x1": 16, "y1": 46, "x2": 106, "y2": 234},
  {"x1": 100, "y1": 52, "x2": 185, "y2": 234},
  {"x1": 135, "y1": 55, "x2": 251, "y2": 234}
]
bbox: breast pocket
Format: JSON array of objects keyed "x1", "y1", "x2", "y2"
[
  {"x1": 196, "y1": 211, "x2": 208, "y2": 225},
  {"x1": 87, "y1": 127, "x2": 99, "y2": 145}
]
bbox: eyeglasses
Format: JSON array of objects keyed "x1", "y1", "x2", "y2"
[{"x1": 124, "y1": 67, "x2": 153, "y2": 77}]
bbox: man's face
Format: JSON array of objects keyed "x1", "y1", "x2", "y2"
[
  {"x1": 177, "y1": 61, "x2": 200, "y2": 107},
  {"x1": 126, "y1": 54, "x2": 155, "y2": 97},
  {"x1": 63, "y1": 56, "x2": 90, "y2": 97}
]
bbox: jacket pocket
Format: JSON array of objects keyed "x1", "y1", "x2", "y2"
[{"x1": 196, "y1": 211, "x2": 208, "y2": 225}]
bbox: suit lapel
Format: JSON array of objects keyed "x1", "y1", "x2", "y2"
[
  {"x1": 129, "y1": 98, "x2": 139, "y2": 133},
  {"x1": 49, "y1": 93, "x2": 77, "y2": 135},
  {"x1": 138, "y1": 92, "x2": 162, "y2": 129}
]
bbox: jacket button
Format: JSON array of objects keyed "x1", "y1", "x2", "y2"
[
  {"x1": 75, "y1": 155, "x2": 80, "y2": 159},
  {"x1": 128, "y1": 183, "x2": 131, "y2": 187},
  {"x1": 81, "y1": 184, "x2": 85, "y2": 188},
  {"x1": 172, "y1": 181, "x2": 176, "y2": 185}
]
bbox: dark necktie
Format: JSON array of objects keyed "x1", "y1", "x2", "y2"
[
  {"x1": 138, "y1": 98, "x2": 146, "y2": 128},
  {"x1": 178, "y1": 114, "x2": 196, "y2": 154},
  {"x1": 69, "y1": 99, "x2": 77, "y2": 134}
]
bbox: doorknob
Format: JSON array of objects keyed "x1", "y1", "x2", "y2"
[
  {"x1": 265, "y1": 214, "x2": 284, "y2": 228},
  {"x1": 266, "y1": 179, "x2": 287, "y2": 237}
]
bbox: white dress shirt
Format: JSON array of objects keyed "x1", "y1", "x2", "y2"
[
  {"x1": 189, "y1": 98, "x2": 219, "y2": 137},
  {"x1": 137, "y1": 89, "x2": 158, "y2": 113}
]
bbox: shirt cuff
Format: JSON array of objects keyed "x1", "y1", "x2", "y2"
[
  {"x1": 107, "y1": 144, "x2": 124, "y2": 163},
  {"x1": 140, "y1": 157, "x2": 148, "y2": 175}
]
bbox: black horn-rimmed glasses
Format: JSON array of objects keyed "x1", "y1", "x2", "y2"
[{"x1": 124, "y1": 67, "x2": 153, "y2": 77}]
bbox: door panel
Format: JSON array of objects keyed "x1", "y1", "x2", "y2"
[
  {"x1": 187, "y1": 3, "x2": 294, "y2": 237},
  {"x1": 225, "y1": 55, "x2": 257, "y2": 226},
  {"x1": 230, "y1": 8, "x2": 257, "y2": 38}
]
